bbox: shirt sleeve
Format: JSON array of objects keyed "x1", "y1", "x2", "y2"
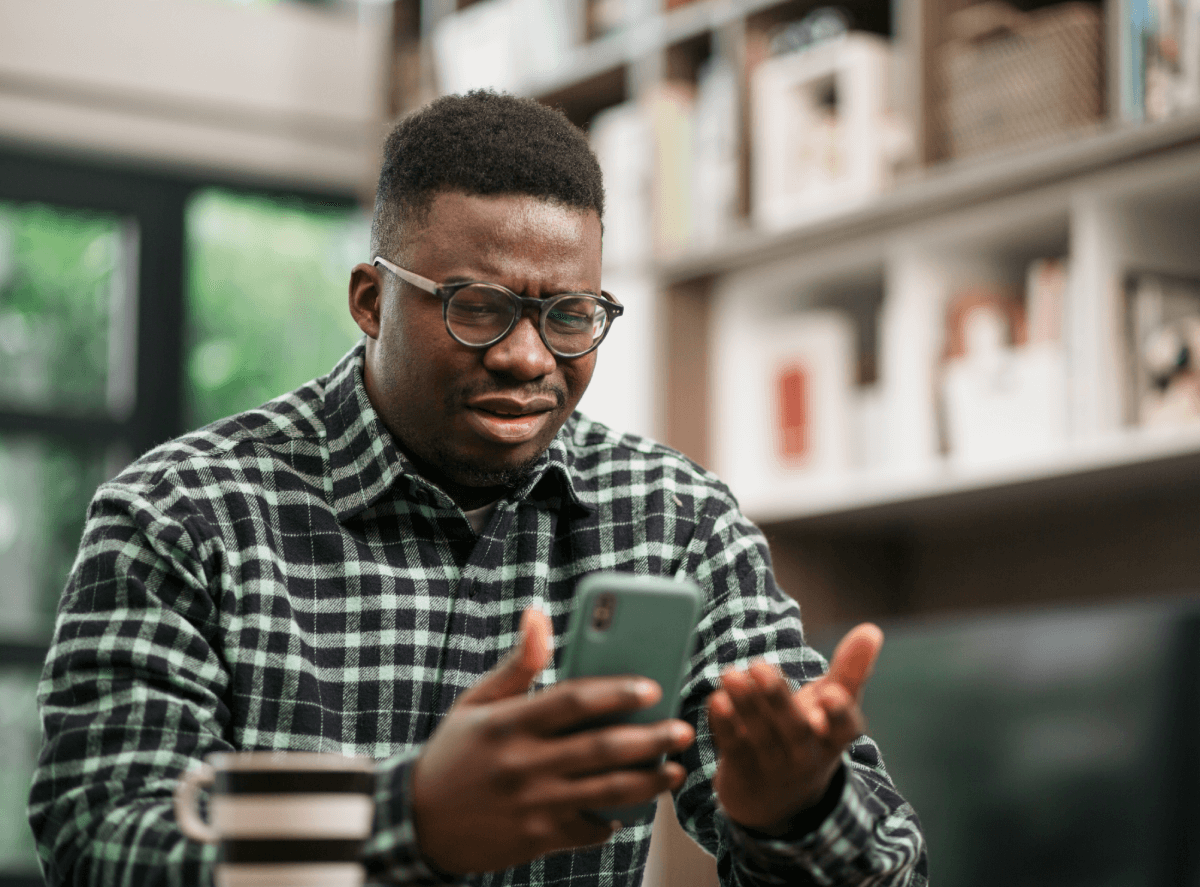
[
  {"x1": 27, "y1": 481, "x2": 445, "y2": 887},
  {"x1": 668, "y1": 490, "x2": 929, "y2": 887}
]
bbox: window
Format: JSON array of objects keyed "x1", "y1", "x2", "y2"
[
  {"x1": 0, "y1": 148, "x2": 359, "y2": 882},
  {"x1": 185, "y1": 189, "x2": 366, "y2": 428}
]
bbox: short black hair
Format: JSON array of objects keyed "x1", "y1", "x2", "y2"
[{"x1": 371, "y1": 90, "x2": 605, "y2": 260}]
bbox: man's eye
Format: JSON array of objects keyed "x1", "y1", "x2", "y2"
[
  {"x1": 449, "y1": 291, "x2": 507, "y2": 321},
  {"x1": 458, "y1": 303, "x2": 500, "y2": 316},
  {"x1": 548, "y1": 309, "x2": 591, "y2": 329}
]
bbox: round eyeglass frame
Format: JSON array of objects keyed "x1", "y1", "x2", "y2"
[{"x1": 372, "y1": 256, "x2": 623, "y2": 359}]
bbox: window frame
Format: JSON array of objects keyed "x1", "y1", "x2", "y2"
[{"x1": 0, "y1": 144, "x2": 358, "y2": 883}]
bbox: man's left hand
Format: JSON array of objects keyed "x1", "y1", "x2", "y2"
[{"x1": 706, "y1": 623, "x2": 884, "y2": 834}]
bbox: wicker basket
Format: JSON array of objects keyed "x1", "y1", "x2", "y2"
[{"x1": 940, "y1": 1, "x2": 1105, "y2": 159}]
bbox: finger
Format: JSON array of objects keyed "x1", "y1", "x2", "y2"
[
  {"x1": 544, "y1": 720, "x2": 694, "y2": 777},
  {"x1": 816, "y1": 681, "x2": 866, "y2": 745},
  {"x1": 793, "y1": 683, "x2": 831, "y2": 737},
  {"x1": 552, "y1": 812, "x2": 621, "y2": 852},
  {"x1": 707, "y1": 688, "x2": 748, "y2": 754},
  {"x1": 721, "y1": 667, "x2": 789, "y2": 752},
  {"x1": 826, "y1": 623, "x2": 883, "y2": 701},
  {"x1": 497, "y1": 674, "x2": 661, "y2": 736},
  {"x1": 460, "y1": 607, "x2": 554, "y2": 705},
  {"x1": 747, "y1": 661, "x2": 840, "y2": 746},
  {"x1": 520, "y1": 810, "x2": 617, "y2": 858},
  {"x1": 748, "y1": 661, "x2": 804, "y2": 729},
  {"x1": 542, "y1": 761, "x2": 686, "y2": 812}
]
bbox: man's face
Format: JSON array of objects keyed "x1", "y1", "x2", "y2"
[{"x1": 350, "y1": 191, "x2": 602, "y2": 505}]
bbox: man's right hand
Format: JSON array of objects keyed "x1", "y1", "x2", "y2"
[{"x1": 410, "y1": 607, "x2": 695, "y2": 874}]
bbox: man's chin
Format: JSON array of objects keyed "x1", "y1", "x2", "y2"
[
  {"x1": 430, "y1": 445, "x2": 546, "y2": 493},
  {"x1": 445, "y1": 461, "x2": 537, "y2": 490}
]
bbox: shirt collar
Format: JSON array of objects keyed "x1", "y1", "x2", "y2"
[{"x1": 323, "y1": 342, "x2": 596, "y2": 522}]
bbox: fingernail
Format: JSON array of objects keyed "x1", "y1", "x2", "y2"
[
  {"x1": 670, "y1": 722, "x2": 692, "y2": 743},
  {"x1": 633, "y1": 679, "x2": 658, "y2": 701}
]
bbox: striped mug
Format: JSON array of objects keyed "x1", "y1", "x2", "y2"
[{"x1": 174, "y1": 751, "x2": 375, "y2": 887}]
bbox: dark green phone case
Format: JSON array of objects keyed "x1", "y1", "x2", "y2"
[{"x1": 561, "y1": 572, "x2": 703, "y2": 825}]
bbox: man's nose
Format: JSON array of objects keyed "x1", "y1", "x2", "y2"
[{"x1": 482, "y1": 314, "x2": 557, "y2": 380}]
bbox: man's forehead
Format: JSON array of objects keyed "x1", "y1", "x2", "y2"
[{"x1": 404, "y1": 191, "x2": 600, "y2": 252}]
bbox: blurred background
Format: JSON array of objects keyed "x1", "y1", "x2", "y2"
[{"x1": 1, "y1": 0, "x2": 1198, "y2": 883}]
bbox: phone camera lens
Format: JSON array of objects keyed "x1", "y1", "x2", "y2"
[{"x1": 591, "y1": 593, "x2": 616, "y2": 631}]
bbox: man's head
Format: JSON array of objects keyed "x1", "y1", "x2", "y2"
[
  {"x1": 369, "y1": 90, "x2": 604, "y2": 264},
  {"x1": 350, "y1": 91, "x2": 608, "y2": 510}
]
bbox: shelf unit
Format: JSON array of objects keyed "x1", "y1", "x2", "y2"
[{"x1": 393, "y1": 0, "x2": 1200, "y2": 641}]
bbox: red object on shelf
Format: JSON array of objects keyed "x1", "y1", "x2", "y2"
[{"x1": 776, "y1": 363, "x2": 810, "y2": 462}]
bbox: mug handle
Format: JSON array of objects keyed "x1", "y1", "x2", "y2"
[{"x1": 173, "y1": 764, "x2": 218, "y2": 843}]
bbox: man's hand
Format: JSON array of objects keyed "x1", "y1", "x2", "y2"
[
  {"x1": 411, "y1": 607, "x2": 696, "y2": 874},
  {"x1": 707, "y1": 623, "x2": 884, "y2": 833}
]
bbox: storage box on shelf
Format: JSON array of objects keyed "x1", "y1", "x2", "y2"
[
  {"x1": 938, "y1": 0, "x2": 1105, "y2": 160},
  {"x1": 751, "y1": 31, "x2": 915, "y2": 230}
]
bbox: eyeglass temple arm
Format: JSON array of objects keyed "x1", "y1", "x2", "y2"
[{"x1": 372, "y1": 256, "x2": 440, "y2": 295}]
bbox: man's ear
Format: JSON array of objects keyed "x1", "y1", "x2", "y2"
[{"x1": 349, "y1": 263, "x2": 383, "y2": 339}]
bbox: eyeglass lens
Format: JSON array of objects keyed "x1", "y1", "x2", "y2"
[{"x1": 446, "y1": 286, "x2": 608, "y2": 356}]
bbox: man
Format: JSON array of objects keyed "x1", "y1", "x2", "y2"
[{"x1": 30, "y1": 91, "x2": 927, "y2": 886}]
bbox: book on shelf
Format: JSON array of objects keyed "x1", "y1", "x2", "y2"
[
  {"x1": 647, "y1": 82, "x2": 696, "y2": 258},
  {"x1": 1124, "y1": 271, "x2": 1200, "y2": 428},
  {"x1": 1145, "y1": 0, "x2": 1200, "y2": 119},
  {"x1": 1120, "y1": 0, "x2": 1200, "y2": 121},
  {"x1": 1026, "y1": 256, "x2": 1069, "y2": 345},
  {"x1": 689, "y1": 58, "x2": 740, "y2": 250},
  {"x1": 590, "y1": 101, "x2": 654, "y2": 273}
]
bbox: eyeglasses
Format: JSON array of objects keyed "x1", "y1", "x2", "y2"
[{"x1": 372, "y1": 256, "x2": 623, "y2": 359}]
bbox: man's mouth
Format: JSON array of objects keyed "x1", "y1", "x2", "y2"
[{"x1": 464, "y1": 395, "x2": 559, "y2": 444}]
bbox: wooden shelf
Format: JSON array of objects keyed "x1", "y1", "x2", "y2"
[
  {"x1": 526, "y1": 0, "x2": 893, "y2": 101},
  {"x1": 659, "y1": 111, "x2": 1200, "y2": 285},
  {"x1": 752, "y1": 426, "x2": 1200, "y2": 532}
]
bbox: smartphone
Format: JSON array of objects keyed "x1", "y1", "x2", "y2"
[{"x1": 560, "y1": 571, "x2": 703, "y2": 824}]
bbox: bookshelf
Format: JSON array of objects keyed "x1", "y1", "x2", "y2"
[
  {"x1": 390, "y1": 3, "x2": 1200, "y2": 877},
  {"x1": 396, "y1": 0, "x2": 1200, "y2": 639}
]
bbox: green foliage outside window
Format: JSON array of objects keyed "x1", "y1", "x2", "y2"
[
  {"x1": 0, "y1": 437, "x2": 110, "y2": 643},
  {"x1": 0, "y1": 201, "x2": 131, "y2": 417},
  {"x1": 184, "y1": 189, "x2": 368, "y2": 429},
  {"x1": 0, "y1": 667, "x2": 42, "y2": 874}
]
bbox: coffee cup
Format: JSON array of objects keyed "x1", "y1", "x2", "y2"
[{"x1": 173, "y1": 751, "x2": 375, "y2": 887}]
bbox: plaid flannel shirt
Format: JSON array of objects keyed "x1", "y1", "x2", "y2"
[{"x1": 29, "y1": 343, "x2": 927, "y2": 887}]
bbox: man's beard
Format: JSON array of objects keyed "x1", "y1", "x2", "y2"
[
  {"x1": 434, "y1": 451, "x2": 542, "y2": 491},
  {"x1": 429, "y1": 379, "x2": 564, "y2": 490}
]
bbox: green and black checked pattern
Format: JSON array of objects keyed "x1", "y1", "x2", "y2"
[{"x1": 29, "y1": 344, "x2": 927, "y2": 887}]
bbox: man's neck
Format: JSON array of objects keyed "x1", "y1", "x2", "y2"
[
  {"x1": 397, "y1": 450, "x2": 512, "y2": 510},
  {"x1": 442, "y1": 483, "x2": 508, "y2": 511}
]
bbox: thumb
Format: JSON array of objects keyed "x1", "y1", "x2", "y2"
[
  {"x1": 459, "y1": 606, "x2": 553, "y2": 705},
  {"x1": 826, "y1": 623, "x2": 883, "y2": 702}
]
